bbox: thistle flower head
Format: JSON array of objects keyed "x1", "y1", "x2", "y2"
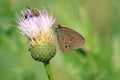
[{"x1": 17, "y1": 7, "x2": 56, "y2": 63}]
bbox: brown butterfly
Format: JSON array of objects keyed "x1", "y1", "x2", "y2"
[{"x1": 55, "y1": 24, "x2": 85, "y2": 52}]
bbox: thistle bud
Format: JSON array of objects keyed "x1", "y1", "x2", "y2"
[{"x1": 17, "y1": 7, "x2": 56, "y2": 63}]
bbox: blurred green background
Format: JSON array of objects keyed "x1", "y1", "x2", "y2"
[{"x1": 0, "y1": 0, "x2": 120, "y2": 80}]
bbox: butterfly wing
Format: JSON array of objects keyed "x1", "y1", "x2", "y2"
[
  {"x1": 56, "y1": 25, "x2": 85, "y2": 52},
  {"x1": 56, "y1": 28, "x2": 74, "y2": 52}
]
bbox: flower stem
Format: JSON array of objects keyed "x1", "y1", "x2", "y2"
[{"x1": 44, "y1": 62, "x2": 54, "y2": 80}]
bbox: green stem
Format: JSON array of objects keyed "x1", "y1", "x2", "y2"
[{"x1": 44, "y1": 62, "x2": 54, "y2": 80}]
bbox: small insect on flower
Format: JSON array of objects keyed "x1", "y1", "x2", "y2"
[
  {"x1": 17, "y1": 7, "x2": 56, "y2": 63},
  {"x1": 25, "y1": 6, "x2": 39, "y2": 17},
  {"x1": 31, "y1": 9, "x2": 39, "y2": 16}
]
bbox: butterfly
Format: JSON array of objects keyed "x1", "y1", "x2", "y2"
[{"x1": 55, "y1": 24, "x2": 85, "y2": 52}]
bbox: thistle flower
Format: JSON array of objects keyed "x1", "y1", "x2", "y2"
[{"x1": 17, "y1": 7, "x2": 56, "y2": 63}]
